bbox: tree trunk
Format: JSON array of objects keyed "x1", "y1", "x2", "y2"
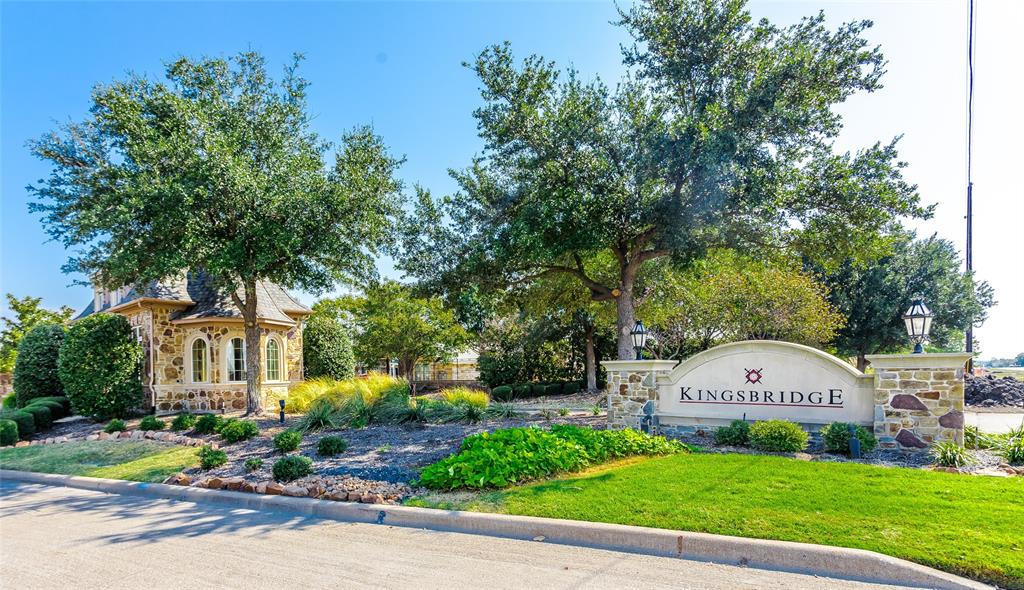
[
  {"x1": 615, "y1": 266, "x2": 638, "y2": 360},
  {"x1": 856, "y1": 351, "x2": 868, "y2": 373},
  {"x1": 584, "y1": 322, "x2": 597, "y2": 391},
  {"x1": 239, "y1": 280, "x2": 263, "y2": 416},
  {"x1": 399, "y1": 357, "x2": 416, "y2": 380}
]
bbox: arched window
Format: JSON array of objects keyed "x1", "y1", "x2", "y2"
[
  {"x1": 190, "y1": 339, "x2": 208, "y2": 383},
  {"x1": 266, "y1": 338, "x2": 281, "y2": 381},
  {"x1": 227, "y1": 337, "x2": 246, "y2": 382}
]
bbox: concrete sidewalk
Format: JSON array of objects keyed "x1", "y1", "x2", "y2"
[{"x1": 1, "y1": 479, "x2": 907, "y2": 590}]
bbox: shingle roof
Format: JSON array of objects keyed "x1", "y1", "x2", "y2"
[{"x1": 75, "y1": 271, "x2": 311, "y2": 325}]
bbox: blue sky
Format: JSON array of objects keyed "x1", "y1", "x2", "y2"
[{"x1": 2, "y1": 1, "x2": 1021, "y2": 359}]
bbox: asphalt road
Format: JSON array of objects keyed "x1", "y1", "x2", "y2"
[{"x1": 0, "y1": 480, "x2": 910, "y2": 590}]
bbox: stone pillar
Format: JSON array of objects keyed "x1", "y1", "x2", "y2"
[
  {"x1": 602, "y1": 360, "x2": 677, "y2": 430},
  {"x1": 864, "y1": 353, "x2": 970, "y2": 451}
]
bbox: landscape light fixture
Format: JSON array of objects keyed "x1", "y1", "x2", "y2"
[
  {"x1": 902, "y1": 297, "x2": 934, "y2": 354},
  {"x1": 630, "y1": 320, "x2": 648, "y2": 360}
]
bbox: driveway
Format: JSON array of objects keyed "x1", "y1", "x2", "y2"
[{"x1": 0, "y1": 480, "x2": 912, "y2": 589}]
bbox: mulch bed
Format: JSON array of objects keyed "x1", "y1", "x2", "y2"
[{"x1": 967, "y1": 374, "x2": 1024, "y2": 408}]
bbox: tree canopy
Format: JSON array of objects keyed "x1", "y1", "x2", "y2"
[
  {"x1": 815, "y1": 233, "x2": 994, "y2": 369},
  {"x1": 639, "y1": 250, "x2": 844, "y2": 360},
  {"x1": 28, "y1": 52, "x2": 404, "y2": 413},
  {"x1": 342, "y1": 281, "x2": 469, "y2": 379},
  {"x1": 0, "y1": 294, "x2": 74, "y2": 373},
  {"x1": 400, "y1": 0, "x2": 929, "y2": 359}
]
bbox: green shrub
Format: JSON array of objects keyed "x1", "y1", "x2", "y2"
[
  {"x1": 3, "y1": 395, "x2": 18, "y2": 410},
  {"x1": 1002, "y1": 437, "x2": 1024, "y2": 465},
  {"x1": 303, "y1": 315, "x2": 355, "y2": 380},
  {"x1": 25, "y1": 399, "x2": 66, "y2": 420},
  {"x1": 317, "y1": 435, "x2": 347, "y2": 456},
  {"x1": 0, "y1": 410, "x2": 35, "y2": 438},
  {"x1": 820, "y1": 422, "x2": 877, "y2": 454},
  {"x1": 419, "y1": 425, "x2": 687, "y2": 490},
  {"x1": 104, "y1": 418, "x2": 126, "y2": 433},
  {"x1": 272, "y1": 455, "x2": 313, "y2": 481},
  {"x1": 58, "y1": 313, "x2": 143, "y2": 419},
  {"x1": 563, "y1": 381, "x2": 581, "y2": 395},
  {"x1": 244, "y1": 457, "x2": 264, "y2": 472},
  {"x1": 931, "y1": 440, "x2": 972, "y2": 468},
  {"x1": 22, "y1": 405, "x2": 52, "y2": 430},
  {"x1": 273, "y1": 430, "x2": 302, "y2": 452},
  {"x1": 545, "y1": 383, "x2": 563, "y2": 396},
  {"x1": 139, "y1": 415, "x2": 166, "y2": 431},
  {"x1": 32, "y1": 396, "x2": 71, "y2": 411},
  {"x1": 513, "y1": 384, "x2": 531, "y2": 398},
  {"x1": 748, "y1": 420, "x2": 808, "y2": 452},
  {"x1": 219, "y1": 419, "x2": 259, "y2": 443},
  {"x1": 192, "y1": 414, "x2": 223, "y2": 435},
  {"x1": 13, "y1": 323, "x2": 65, "y2": 406},
  {"x1": 0, "y1": 419, "x2": 19, "y2": 445},
  {"x1": 490, "y1": 385, "x2": 513, "y2": 401},
  {"x1": 198, "y1": 445, "x2": 228, "y2": 469},
  {"x1": 714, "y1": 420, "x2": 750, "y2": 446},
  {"x1": 530, "y1": 383, "x2": 547, "y2": 396},
  {"x1": 170, "y1": 413, "x2": 197, "y2": 432}
]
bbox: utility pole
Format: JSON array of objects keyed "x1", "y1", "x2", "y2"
[{"x1": 965, "y1": 0, "x2": 976, "y2": 374}]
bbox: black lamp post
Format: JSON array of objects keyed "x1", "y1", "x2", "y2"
[
  {"x1": 630, "y1": 320, "x2": 648, "y2": 360},
  {"x1": 902, "y1": 297, "x2": 934, "y2": 354}
]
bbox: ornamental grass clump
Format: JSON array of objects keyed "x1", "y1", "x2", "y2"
[
  {"x1": 748, "y1": 420, "x2": 809, "y2": 452},
  {"x1": 931, "y1": 440, "x2": 973, "y2": 469},
  {"x1": 1002, "y1": 437, "x2": 1024, "y2": 465},
  {"x1": 418, "y1": 425, "x2": 687, "y2": 490},
  {"x1": 820, "y1": 422, "x2": 877, "y2": 455},
  {"x1": 440, "y1": 387, "x2": 489, "y2": 409}
]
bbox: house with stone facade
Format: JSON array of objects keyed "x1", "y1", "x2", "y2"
[{"x1": 75, "y1": 272, "x2": 310, "y2": 413}]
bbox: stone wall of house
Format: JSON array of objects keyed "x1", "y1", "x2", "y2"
[
  {"x1": 866, "y1": 353, "x2": 970, "y2": 450},
  {"x1": 119, "y1": 304, "x2": 303, "y2": 413}
]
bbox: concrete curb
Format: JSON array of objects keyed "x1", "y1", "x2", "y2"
[{"x1": 1, "y1": 469, "x2": 990, "y2": 590}]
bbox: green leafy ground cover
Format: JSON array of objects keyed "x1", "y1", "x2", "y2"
[
  {"x1": 409, "y1": 453, "x2": 1024, "y2": 588},
  {"x1": 0, "y1": 440, "x2": 198, "y2": 483}
]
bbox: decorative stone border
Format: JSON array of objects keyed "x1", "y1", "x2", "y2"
[
  {"x1": 165, "y1": 472, "x2": 409, "y2": 505},
  {"x1": 5, "y1": 429, "x2": 212, "y2": 449}
]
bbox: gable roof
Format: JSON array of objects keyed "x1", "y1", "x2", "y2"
[{"x1": 75, "y1": 271, "x2": 312, "y2": 325}]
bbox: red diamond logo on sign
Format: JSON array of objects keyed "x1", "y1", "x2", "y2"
[{"x1": 744, "y1": 368, "x2": 763, "y2": 385}]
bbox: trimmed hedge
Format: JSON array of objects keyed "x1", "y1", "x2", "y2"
[
  {"x1": 714, "y1": 420, "x2": 751, "y2": 446},
  {"x1": 749, "y1": 420, "x2": 808, "y2": 452},
  {"x1": 0, "y1": 410, "x2": 35, "y2": 438},
  {"x1": 13, "y1": 323, "x2": 65, "y2": 406},
  {"x1": 303, "y1": 315, "x2": 356, "y2": 380},
  {"x1": 59, "y1": 313, "x2": 143, "y2": 419},
  {"x1": 139, "y1": 415, "x2": 166, "y2": 431},
  {"x1": 32, "y1": 396, "x2": 71, "y2": 412},
  {"x1": 317, "y1": 435, "x2": 347, "y2": 456},
  {"x1": 22, "y1": 404, "x2": 53, "y2": 429},
  {"x1": 0, "y1": 419, "x2": 19, "y2": 445},
  {"x1": 219, "y1": 419, "x2": 259, "y2": 443},
  {"x1": 491, "y1": 380, "x2": 582, "y2": 401},
  {"x1": 491, "y1": 385, "x2": 513, "y2": 401},
  {"x1": 26, "y1": 399, "x2": 66, "y2": 420}
]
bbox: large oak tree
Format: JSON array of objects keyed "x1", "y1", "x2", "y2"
[
  {"x1": 401, "y1": 0, "x2": 929, "y2": 359},
  {"x1": 28, "y1": 52, "x2": 404, "y2": 414}
]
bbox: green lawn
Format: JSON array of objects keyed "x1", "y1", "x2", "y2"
[
  {"x1": 0, "y1": 440, "x2": 199, "y2": 483},
  {"x1": 409, "y1": 453, "x2": 1024, "y2": 588}
]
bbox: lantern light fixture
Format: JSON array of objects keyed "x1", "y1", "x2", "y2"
[
  {"x1": 630, "y1": 320, "x2": 648, "y2": 360},
  {"x1": 902, "y1": 296, "x2": 934, "y2": 354}
]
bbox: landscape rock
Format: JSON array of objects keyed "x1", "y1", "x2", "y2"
[
  {"x1": 895, "y1": 429, "x2": 928, "y2": 449},
  {"x1": 890, "y1": 394, "x2": 928, "y2": 411},
  {"x1": 265, "y1": 482, "x2": 284, "y2": 495},
  {"x1": 206, "y1": 477, "x2": 224, "y2": 490},
  {"x1": 966, "y1": 374, "x2": 1024, "y2": 408},
  {"x1": 222, "y1": 477, "x2": 244, "y2": 491},
  {"x1": 86, "y1": 434, "x2": 99, "y2": 441},
  {"x1": 256, "y1": 481, "x2": 268, "y2": 494},
  {"x1": 282, "y1": 485, "x2": 308, "y2": 497}
]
